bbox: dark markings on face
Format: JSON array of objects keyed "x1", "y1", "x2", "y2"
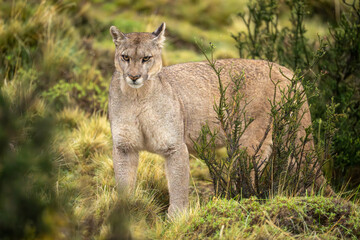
[
  {"x1": 133, "y1": 36, "x2": 141, "y2": 45},
  {"x1": 114, "y1": 32, "x2": 163, "y2": 86}
]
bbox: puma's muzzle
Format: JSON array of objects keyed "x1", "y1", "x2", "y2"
[{"x1": 110, "y1": 23, "x2": 166, "y2": 90}]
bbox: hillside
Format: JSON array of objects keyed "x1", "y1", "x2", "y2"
[{"x1": 0, "y1": 0, "x2": 359, "y2": 239}]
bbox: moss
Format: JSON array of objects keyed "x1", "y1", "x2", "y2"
[{"x1": 161, "y1": 196, "x2": 360, "y2": 239}]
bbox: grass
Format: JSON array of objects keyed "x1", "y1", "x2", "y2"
[
  {"x1": 158, "y1": 196, "x2": 360, "y2": 239},
  {"x1": 51, "y1": 109, "x2": 360, "y2": 239},
  {"x1": 1, "y1": 0, "x2": 359, "y2": 239}
]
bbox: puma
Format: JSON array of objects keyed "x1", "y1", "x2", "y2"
[{"x1": 108, "y1": 23, "x2": 329, "y2": 217}]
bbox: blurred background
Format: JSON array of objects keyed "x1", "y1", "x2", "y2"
[{"x1": 0, "y1": 0, "x2": 359, "y2": 239}]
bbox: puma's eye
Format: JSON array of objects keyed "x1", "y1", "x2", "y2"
[
  {"x1": 121, "y1": 55, "x2": 130, "y2": 62},
  {"x1": 142, "y1": 56, "x2": 152, "y2": 62}
]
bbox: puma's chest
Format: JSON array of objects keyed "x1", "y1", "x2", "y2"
[{"x1": 131, "y1": 97, "x2": 184, "y2": 153}]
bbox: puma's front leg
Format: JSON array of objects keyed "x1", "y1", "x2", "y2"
[
  {"x1": 163, "y1": 143, "x2": 190, "y2": 217},
  {"x1": 112, "y1": 143, "x2": 139, "y2": 192}
]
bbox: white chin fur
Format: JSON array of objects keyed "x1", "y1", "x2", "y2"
[
  {"x1": 126, "y1": 77, "x2": 144, "y2": 89},
  {"x1": 128, "y1": 83, "x2": 143, "y2": 89}
]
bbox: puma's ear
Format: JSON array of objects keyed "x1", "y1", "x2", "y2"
[
  {"x1": 152, "y1": 22, "x2": 166, "y2": 48},
  {"x1": 110, "y1": 26, "x2": 127, "y2": 46}
]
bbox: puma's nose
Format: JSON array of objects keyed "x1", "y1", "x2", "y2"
[{"x1": 128, "y1": 74, "x2": 141, "y2": 81}]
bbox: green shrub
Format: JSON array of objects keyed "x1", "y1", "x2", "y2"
[
  {"x1": 42, "y1": 70, "x2": 108, "y2": 113},
  {"x1": 232, "y1": 0, "x2": 360, "y2": 190},
  {"x1": 0, "y1": 0, "x2": 110, "y2": 113},
  {"x1": 314, "y1": 1, "x2": 360, "y2": 188},
  {"x1": 0, "y1": 85, "x2": 59, "y2": 239},
  {"x1": 194, "y1": 43, "x2": 333, "y2": 199},
  {"x1": 0, "y1": 1, "x2": 52, "y2": 80}
]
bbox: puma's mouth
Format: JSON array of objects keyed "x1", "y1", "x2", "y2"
[
  {"x1": 129, "y1": 82, "x2": 143, "y2": 88},
  {"x1": 126, "y1": 77, "x2": 144, "y2": 88}
]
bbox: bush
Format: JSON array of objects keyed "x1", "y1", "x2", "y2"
[
  {"x1": 193, "y1": 43, "x2": 333, "y2": 199},
  {"x1": 232, "y1": 0, "x2": 360, "y2": 190},
  {"x1": 315, "y1": 1, "x2": 360, "y2": 188},
  {"x1": 0, "y1": 84, "x2": 58, "y2": 239},
  {"x1": 0, "y1": 0, "x2": 110, "y2": 113}
]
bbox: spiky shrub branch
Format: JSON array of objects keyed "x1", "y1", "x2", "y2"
[
  {"x1": 232, "y1": 0, "x2": 280, "y2": 62},
  {"x1": 193, "y1": 43, "x2": 255, "y2": 198},
  {"x1": 267, "y1": 68, "x2": 319, "y2": 195},
  {"x1": 194, "y1": 43, "x2": 335, "y2": 199},
  {"x1": 232, "y1": 0, "x2": 312, "y2": 70}
]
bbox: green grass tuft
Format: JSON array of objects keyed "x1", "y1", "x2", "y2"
[{"x1": 160, "y1": 196, "x2": 360, "y2": 239}]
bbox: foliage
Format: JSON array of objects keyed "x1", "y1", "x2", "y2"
[
  {"x1": 0, "y1": 79, "x2": 58, "y2": 239},
  {"x1": 193, "y1": 43, "x2": 254, "y2": 198},
  {"x1": 0, "y1": 1, "x2": 109, "y2": 113},
  {"x1": 194, "y1": 43, "x2": 333, "y2": 199},
  {"x1": 232, "y1": 0, "x2": 314, "y2": 70},
  {"x1": 0, "y1": 1, "x2": 56, "y2": 80},
  {"x1": 73, "y1": 0, "x2": 242, "y2": 29},
  {"x1": 315, "y1": 1, "x2": 360, "y2": 188},
  {"x1": 42, "y1": 72, "x2": 108, "y2": 112},
  {"x1": 232, "y1": 0, "x2": 360, "y2": 189},
  {"x1": 160, "y1": 196, "x2": 360, "y2": 239}
]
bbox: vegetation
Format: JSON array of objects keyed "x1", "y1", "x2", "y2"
[
  {"x1": 0, "y1": 0, "x2": 359, "y2": 239},
  {"x1": 0, "y1": 81, "x2": 58, "y2": 239},
  {"x1": 160, "y1": 196, "x2": 360, "y2": 239},
  {"x1": 231, "y1": 0, "x2": 360, "y2": 190},
  {"x1": 194, "y1": 42, "x2": 334, "y2": 199}
]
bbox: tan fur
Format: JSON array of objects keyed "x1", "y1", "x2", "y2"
[{"x1": 108, "y1": 23, "x2": 327, "y2": 217}]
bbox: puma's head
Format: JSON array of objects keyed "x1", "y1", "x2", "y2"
[{"x1": 110, "y1": 23, "x2": 165, "y2": 89}]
